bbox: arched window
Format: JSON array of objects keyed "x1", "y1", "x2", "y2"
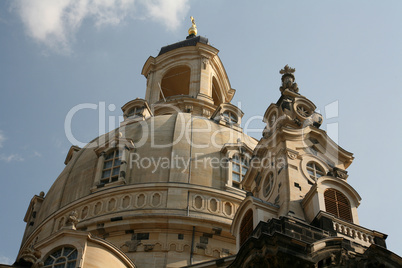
[
  {"x1": 100, "y1": 150, "x2": 121, "y2": 184},
  {"x1": 43, "y1": 246, "x2": 77, "y2": 268},
  {"x1": 160, "y1": 66, "x2": 191, "y2": 99},
  {"x1": 232, "y1": 154, "x2": 248, "y2": 188},
  {"x1": 324, "y1": 188, "x2": 352, "y2": 222},
  {"x1": 307, "y1": 161, "x2": 325, "y2": 181},
  {"x1": 222, "y1": 111, "x2": 238, "y2": 124},
  {"x1": 127, "y1": 106, "x2": 144, "y2": 118},
  {"x1": 240, "y1": 209, "x2": 253, "y2": 246}
]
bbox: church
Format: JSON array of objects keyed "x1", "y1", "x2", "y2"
[{"x1": 3, "y1": 18, "x2": 401, "y2": 268}]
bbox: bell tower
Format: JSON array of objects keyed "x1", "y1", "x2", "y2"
[
  {"x1": 250, "y1": 65, "x2": 357, "y2": 223},
  {"x1": 141, "y1": 17, "x2": 235, "y2": 117},
  {"x1": 231, "y1": 65, "x2": 389, "y2": 255}
]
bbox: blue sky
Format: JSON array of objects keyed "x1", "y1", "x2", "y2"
[{"x1": 0, "y1": 0, "x2": 401, "y2": 264}]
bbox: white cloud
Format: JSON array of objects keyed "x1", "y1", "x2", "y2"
[
  {"x1": 0, "y1": 130, "x2": 24, "y2": 162},
  {"x1": 0, "y1": 255, "x2": 13, "y2": 265},
  {"x1": 143, "y1": 0, "x2": 190, "y2": 30},
  {"x1": 34, "y1": 151, "x2": 42, "y2": 157},
  {"x1": 0, "y1": 130, "x2": 5, "y2": 148},
  {"x1": 11, "y1": 0, "x2": 190, "y2": 53},
  {"x1": 0, "y1": 154, "x2": 24, "y2": 162}
]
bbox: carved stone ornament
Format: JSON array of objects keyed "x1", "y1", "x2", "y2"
[
  {"x1": 125, "y1": 240, "x2": 141, "y2": 252},
  {"x1": 287, "y1": 151, "x2": 298, "y2": 160},
  {"x1": 333, "y1": 167, "x2": 348, "y2": 180},
  {"x1": 185, "y1": 105, "x2": 193, "y2": 113},
  {"x1": 20, "y1": 247, "x2": 41, "y2": 265},
  {"x1": 279, "y1": 65, "x2": 299, "y2": 93},
  {"x1": 202, "y1": 56, "x2": 209, "y2": 70},
  {"x1": 144, "y1": 244, "x2": 155, "y2": 251},
  {"x1": 65, "y1": 210, "x2": 79, "y2": 230},
  {"x1": 310, "y1": 112, "x2": 323, "y2": 128},
  {"x1": 202, "y1": 108, "x2": 211, "y2": 117},
  {"x1": 32, "y1": 261, "x2": 44, "y2": 268},
  {"x1": 294, "y1": 118, "x2": 302, "y2": 126},
  {"x1": 262, "y1": 126, "x2": 271, "y2": 138}
]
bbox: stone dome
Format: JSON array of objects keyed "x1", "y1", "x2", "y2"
[
  {"x1": 18, "y1": 30, "x2": 259, "y2": 267},
  {"x1": 37, "y1": 113, "x2": 256, "y2": 221},
  {"x1": 22, "y1": 110, "x2": 257, "y2": 267}
]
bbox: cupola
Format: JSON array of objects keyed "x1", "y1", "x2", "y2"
[{"x1": 141, "y1": 17, "x2": 235, "y2": 117}]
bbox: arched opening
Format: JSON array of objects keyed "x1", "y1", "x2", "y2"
[
  {"x1": 212, "y1": 77, "x2": 222, "y2": 106},
  {"x1": 324, "y1": 188, "x2": 352, "y2": 222},
  {"x1": 127, "y1": 106, "x2": 144, "y2": 118},
  {"x1": 43, "y1": 246, "x2": 78, "y2": 268},
  {"x1": 160, "y1": 66, "x2": 191, "y2": 99},
  {"x1": 240, "y1": 209, "x2": 253, "y2": 246}
]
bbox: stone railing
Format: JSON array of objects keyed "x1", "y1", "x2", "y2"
[{"x1": 332, "y1": 219, "x2": 374, "y2": 246}]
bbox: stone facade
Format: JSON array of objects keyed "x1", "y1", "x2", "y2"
[
  {"x1": 13, "y1": 32, "x2": 257, "y2": 268},
  {"x1": 6, "y1": 27, "x2": 402, "y2": 268}
]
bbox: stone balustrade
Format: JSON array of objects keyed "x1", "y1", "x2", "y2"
[{"x1": 333, "y1": 220, "x2": 374, "y2": 246}]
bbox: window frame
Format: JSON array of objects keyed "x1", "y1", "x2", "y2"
[
  {"x1": 263, "y1": 172, "x2": 274, "y2": 198},
  {"x1": 222, "y1": 111, "x2": 238, "y2": 124},
  {"x1": 43, "y1": 246, "x2": 78, "y2": 268},
  {"x1": 100, "y1": 150, "x2": 122, "y2": 185},
  {"x1": 127, "y1": 106, "x2": 144, "y2": 118},
  {"x1": 306, "y1": 161, "x2": 325, "y2": 181},
  {"x1": 221, "y1": 143, "x2": 253, "y2": 193},
  {"x1": 240, "y1": 209, "x2": 253, "y2": 246},
  {"x1": 231, "y1": 154, "x2": 249, "y2": 188},
  {"x1": 324, "y1": 188, "x2": 353, "y2": 222}
]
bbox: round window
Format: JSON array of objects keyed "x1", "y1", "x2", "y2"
[
  {"x1": 296, "y1": 104, "x2": 311, "y2": 118},
  {"x1": 306, "y1": 161, "x2": 325, "y2": 181}
]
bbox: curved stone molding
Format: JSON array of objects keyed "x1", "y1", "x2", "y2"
[
  {"x1": 193, "y1": 195, "x2": 204, "y2": 210},
  {"x1": 94, "y1": 201, "x2": 103, "y2": 215},
  {"x1": 20, "y1": 183, "x2": 243, "y2": 261},
  {"x1": 183, "y1": 245, "x2": 191, "y2": 252},
  {"x1": 191, "y1": 192, "x2": 240, "y2": 219},
  {"x1": 80, "y1": 206, "x2": 88, "y2": 220},
  {"x1": 121, "y1": 195, "x2": 131, "y2": 209},
  {"x1": 57, "y1": 217, "x2": 64, "y2": 230},
  {"x1": 169, "y1": 243, "x2": 176, "y2": 252},
  {"x1": 223, "y1": 202, "x2": 233, "y2": 217},
  {"x1": 151, "y1": 192, "x2": 162, "y2": 207},
  {"x1": 107, "y1": 198, "x2": 117, "y2": 212},
  {"x1": 208, "y1": 198, "x2": 219, "y2": 213},
  {"x1": 136, "y1": 193, "x2": 146, "y2": 208}
]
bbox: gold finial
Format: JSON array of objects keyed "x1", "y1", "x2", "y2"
[{"x1": 188, "y1": 16, "x2": 197, "y2": 36}]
